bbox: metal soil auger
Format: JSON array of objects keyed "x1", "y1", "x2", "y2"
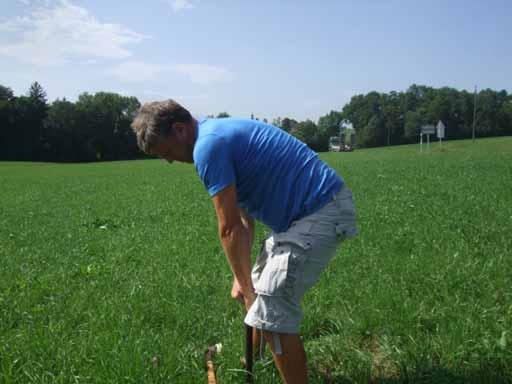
[
  {"x1": 244, "y1": 324, "x2": 253, "y2": 383},
  {"x1": 239, "y1": 325, "x2": 254, "y2": 383},
  {"x1": 205, "y1": 343, "x2": 222, "y2": 384},
  {"x1": 205, "y1": 325, "x2": 253, "y2": 384}
]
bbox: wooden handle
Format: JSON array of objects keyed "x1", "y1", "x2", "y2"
[
  {"x1": 206, "y1": 360, "x2": 216, "y2": 384},
  {"x1": 245, "y1": 325, "x2": 253, "y2": 383}
]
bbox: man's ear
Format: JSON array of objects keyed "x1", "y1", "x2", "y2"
[{"x1": 171, "y1": 122, "x2": 187, "y2": 139}]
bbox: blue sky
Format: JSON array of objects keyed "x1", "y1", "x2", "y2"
[{"x1": 1, "y1": 0, "x2": 510, "y2": 122}]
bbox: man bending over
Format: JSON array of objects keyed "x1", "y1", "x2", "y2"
[{"x1": 131, "y1": 100, "x2": 357, "y2": 384}]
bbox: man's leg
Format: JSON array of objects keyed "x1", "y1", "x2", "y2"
[{"x1": 263, "y1": 331, "x2": 307, "y2": 384}]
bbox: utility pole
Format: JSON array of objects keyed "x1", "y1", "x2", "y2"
[{"x1": 472, "y1": 85, "x2": 477, "y2": 143}]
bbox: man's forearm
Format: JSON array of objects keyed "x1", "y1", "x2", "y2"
[
  {"x1": 219, "y1": 224, "x2": 254, "y2": 295},
  {"x1": 240, "y1": 209, "x2": 255, "y2": 251}
]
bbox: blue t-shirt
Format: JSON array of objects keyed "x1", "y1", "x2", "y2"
[{"x1": 193, "y1": 118, "x2": 343, "y2": 233}]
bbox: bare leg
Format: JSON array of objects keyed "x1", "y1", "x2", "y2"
[{"x1": 263, "y1": 331, "x2": 308, "y2": 384}]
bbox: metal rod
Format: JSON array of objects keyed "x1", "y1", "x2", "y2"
[{"x1": 245, "y1": 325, "x2": 253, "y2": 383}]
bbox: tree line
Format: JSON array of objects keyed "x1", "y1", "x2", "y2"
[
  {"x1": 0, "y1": 83, "x2": 140, "y2": 162},
  {"x1": 271, "y1": 85, "x2": 512, "y2": 151},
  {"x1": 1, "y1": 82, "x2": 511, "y2": 162}
]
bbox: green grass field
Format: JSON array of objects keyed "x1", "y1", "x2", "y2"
[{"x1": 1, "y1": 137, "x2": 511, "y2": 383}]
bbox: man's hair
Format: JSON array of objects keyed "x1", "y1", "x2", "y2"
[{"x1": 131, "y1": 99, "x2": 192, "y2": 154}]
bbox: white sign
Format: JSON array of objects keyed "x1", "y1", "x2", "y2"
[
  {"x1": 421, "y1": 125, "x2": 436, "y2": 135},
  {"x1": 436, "y1": 120, "x2": 445, "y2": 139}
]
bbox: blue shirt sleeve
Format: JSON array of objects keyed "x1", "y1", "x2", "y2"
[{"x1": 194, "y1": 134, "x2": 236, "y2": 196}]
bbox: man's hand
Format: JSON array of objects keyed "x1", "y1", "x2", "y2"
[
  {"x1": 231, "y1": 278, "x2": 244, "y2": 304},
  {"x1": 232, "y1": 278, "x2": 257, "y2": 312},
  {"x1": 243, "y1": 290, "x2": 257, "y2": 312}
]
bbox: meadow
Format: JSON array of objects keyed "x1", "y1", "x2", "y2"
[{"x1": 1, "y1": 137, "x2": 511, "y2": 383}]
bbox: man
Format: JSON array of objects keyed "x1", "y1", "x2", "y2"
[{"x1": 131, "y1": 100, "x2": 357, "y2": 383}]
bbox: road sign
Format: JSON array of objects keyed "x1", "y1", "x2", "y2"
[
  {"x1": 436, "y1": 120, "x2": 445, "y2": 139},
  {"x1": 421, "y1": 125, "x2": 436, "y2": 135}
]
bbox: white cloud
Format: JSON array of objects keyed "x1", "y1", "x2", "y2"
[
  {"x1": 0, "y1": 16, "x2": 31, "y2": 32},
  {"x1": 19, "y1": 0, "x2": 55, "y2": 6},
  {"x1": 110, "y1": 61, "x2": 233, "y2": 86},
  {"x1": 0, "y1": 0, "x2": 147, "y2": 66},
  {"x1": 110, "y1": 61, "x2": 163, "y2": 83},
  {"x1": 169, "y1": 0, "x2": 195, "y2": 12},
  {"x1": 174, "y1": 64, "x2": 233, "y2": 85}
]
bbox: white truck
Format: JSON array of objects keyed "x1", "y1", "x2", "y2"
[
  {"x1": 329, "y1": 136, "x2": 354, "y2": 152},
  {"x1": 328, "y1": 136, "x2": 341, "y2": 152}
]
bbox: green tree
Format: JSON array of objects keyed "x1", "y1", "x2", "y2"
[
  {"x1": 280, "y1": 117, "x2": 298, "y2": 133},
  {"x1": 43, "y1": 99, "x2": 79, "y2": 161},
  {"x1": 28, "y1": 82, "x2": 49, "y2": 159},
  {"x1": 473, "y1": 89, "x2": 509, "y2": 137},
  {"x1": 0, "y1": 85, "x2": 16, "y2": 160},
  {"x1": 216, "y1": 112, "x2": 230, "y2": 118},
  {"x1": 0, "y1": 85, "x2": 14, "y2": 101},
  {"x1": 343, "y1": 92, "x2": 386, "y2": 147},
  {"x1": 404, "y1": 110, "x2": 423, "y2": 141},
  {"x1": 381, "y1": 91, "x2": 403, "y2": 145},
  {"x1": 75, "y1": 92, "x2": 140, "y2": 161},
  {"x1": 497, "y1": 98, "x2": 512, "y2": 135},
  {"x1": 3, "y1": 82, "x2": 49, "y2": 161},
  {"x1": 291, "y1": 120, "x2": 319, "y2": 150},
  {"x1": 29, "y1": 82, "x2": 47, "y2": 103}
]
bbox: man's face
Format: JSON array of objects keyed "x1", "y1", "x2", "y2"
[
  {"x1": 152, "y1": 137, "x2": 177, "y2": 163},
  {"x1": 151, "y1": 121, "x2": 195, "y2": 163}
]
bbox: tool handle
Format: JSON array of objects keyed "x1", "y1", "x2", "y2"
[
  {"x1": 206, "y1": 360, "x2": 216, "y2": 384},
  {"x1": 245, "y1": 324, "x2": 253, "y2": 383}
]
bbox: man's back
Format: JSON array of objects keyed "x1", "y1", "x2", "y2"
[{"x1": 193, "y1": 118, "x2": 343, "y2": 232}]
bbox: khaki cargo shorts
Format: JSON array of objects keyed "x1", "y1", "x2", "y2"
[{"x1": 244, "y1": 185, "x2": 357, "y2": 334}]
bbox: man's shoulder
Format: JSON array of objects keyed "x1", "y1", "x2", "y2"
[
  {"x1": 193, "y1": 131, "x2": 224, "y2": 163},
  {"x1": 195, "y1": 118, "x2": 255, "y2": 151},
  {"x1": 201, "y1": 117, "x2": 256, "y2": 131}
]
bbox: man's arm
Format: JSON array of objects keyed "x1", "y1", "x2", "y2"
[
  {"x1": 239, "y1": 207, "x2": 255, "y2": 251},
  {"x1": 212, "y1": 184, "x2": 256, "y2": 310}
]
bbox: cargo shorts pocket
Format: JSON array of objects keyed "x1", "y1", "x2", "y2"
[
  {"x1": 334, "y1": 192, "x2": 358, "y2": 240},
  {"x1": 335, "y1": 221, "x2": 358, "y2": 240},
  {"x1": 254, "y1": 229, "x2": 312, "y2": 297}
]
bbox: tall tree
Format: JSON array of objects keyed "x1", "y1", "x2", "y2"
[
  {"x1": 28, "y1": 82, "x2": 47, "y2": 104},
  {"x1": 0, "y1": 85, "x2": 14, "y2": 101},
  {"x1": 403, "y1": 110, "x2": 423, "y2": 141},
  {"x1": 381, "y1": 92, "x2": 403, "y2": 145},
  {"x1": 43, "y1": 99, "x2": 78, "y2": 161},
  {"x1": 291, "y1": 120, "x2": 319, "y2": 149},
  {"x1": 75, "y1": 92, "x2": 140, "y2": 161},
  {"x1": 24, "y1": 82, "x2": 49, "y2": 160},
  {"x1": 280, "y1": 117, "x2": 298, "y2": 133},
  {"x1": 0, "y1": 85, "x2": 16, "y2": 160}
]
